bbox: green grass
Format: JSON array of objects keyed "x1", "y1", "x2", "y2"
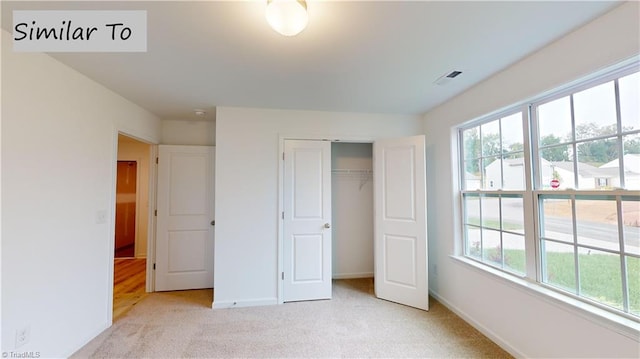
[
  {"x1": 472, "y1": 248, "x2": 640, "y2": 316},
  {"x1": 466, "y1": 217, "x2": 522, "y2": 231}
]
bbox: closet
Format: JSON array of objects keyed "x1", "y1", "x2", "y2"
[{"x1": 331, "y1": 142, "x2": 374, "y2": 279}]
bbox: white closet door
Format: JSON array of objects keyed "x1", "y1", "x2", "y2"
[
  {"x1": 373, "y1": 135, "x2": 428, "y2": 310},
  {"x1": 155, "y1": 145, "x2": 215, "y2": 291},
  {"x1": 283, "y1": 140, "x2": 332, "y2": 302}
]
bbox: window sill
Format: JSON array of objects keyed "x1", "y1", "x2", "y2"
[{"x1": 450, "y1": 255, "x2": 640, "y2": 341}]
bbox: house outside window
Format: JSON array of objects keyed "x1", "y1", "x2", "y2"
[{"x1": 459, "y1": 64, "x2": 640, "y2": 320}]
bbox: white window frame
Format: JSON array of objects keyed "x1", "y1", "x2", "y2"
[{"x1": 457, "y1": 59, "x2": 640, "y2": 326}]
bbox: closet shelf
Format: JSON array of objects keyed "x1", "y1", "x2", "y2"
[{"x1": 331, "y1": 169, "x2": 373, "y2": 174}]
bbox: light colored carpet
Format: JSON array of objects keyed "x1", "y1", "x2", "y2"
[{"x1": 72, "y1": 279, "x2": 512, "y2": 358}]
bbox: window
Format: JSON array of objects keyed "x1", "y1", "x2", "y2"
[
  {"x1": 461, "y1": 112, "x2": 527, "y2": 276},
  {"x1": 459, "y1": 64, "x2": 640, "y2": 320}
]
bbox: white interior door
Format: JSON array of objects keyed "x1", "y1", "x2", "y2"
[
  {"x1": 156, "y1": 145, "x2": 215, "y2": 291},
  {"x1": 283, "y1": 140, "x2": 332, "y2": 302},
  {"x1": 373, "y1": 135, "x2": 428, "y2": 310}
]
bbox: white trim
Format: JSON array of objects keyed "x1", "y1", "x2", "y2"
[
  {"x1": 213, "y1": 297, "x2": 278, "y2": 309},
  {"x1": 332, "y1": 272, "x2": 374, "y2": 279},
  {"x1": 450, "y1": 255, "x2": 640, "y2": 340},
  {"x1": 428, "y1": 289, "x2": 526, "y2": 359},
  {"x1": 106, "y1": 127, "x2": 118, "y2": 326},
  {"x1": 533, "y1": 57, "x2": 639, "y2": 108},
  {"x1": 457, "y1": 56, "x2": 639, "y2": 132},
  {"x1": 111, "y1": 128, "x2": 159, "y2": 324},
  {"x1": 146, "y1": 144, "x2": 158, "y2": 293},
  {"x1": 65, "y1": 322, "x2": 111, "y2": 358}
]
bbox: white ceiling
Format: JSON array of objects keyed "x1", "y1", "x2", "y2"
[{"x1": 2, "y1": 1, "x2": 621, "y2": 121}]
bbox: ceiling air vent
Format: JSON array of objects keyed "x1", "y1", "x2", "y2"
[{"x1": 434, "y1": 70, "x2": 463, "y2": 86}]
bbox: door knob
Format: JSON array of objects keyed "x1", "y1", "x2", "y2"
[
  {"x1": 324, "y1": 223, "x2": 331, "y2": 229},
  {"x1": 211, "y1": 220, "x2": 215, "y2": 226}
]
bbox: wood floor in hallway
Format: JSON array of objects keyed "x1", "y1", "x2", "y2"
[{"x1": 113, "y1": 258, "x2": 147, "y2": 321}]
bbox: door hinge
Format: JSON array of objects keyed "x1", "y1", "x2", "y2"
[
  {"x1": 281, "y1": 272, "x2": 284, "y2": 280},
  {"x1": 153, "y1": 263, "x2": 156, "y2": 270},
  {"x1": 156, "y1": 157, "x2": 159, "y2": 164},
  {"x1": 282, "y1": 152, "x2": 285, "y2": 160},
  {"x1": 154, "y1": 210, "x2": 157, "y2": 216},
  {"x1": 282, "y1": 211, "x2": 284, "y2": 220}
]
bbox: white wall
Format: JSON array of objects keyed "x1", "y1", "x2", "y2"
[
  {"x1": 161, "y1": 119, "x2": 216, "y2": 146},
  {"x1": 423, "y1": 3, "x2": 639, "y2": 358},
  {"x1": 214, "y1": 107, "x2": 422, "y2": 307},
  {"x1": 331, "y1": 143, "x2": 374, "y2": 279},
  {"x1": 1, "y1": 29, "x2": 161, "y2": 357},
  {"x1": 117, "y1": 135, "x2": 152, "y2": 258}
]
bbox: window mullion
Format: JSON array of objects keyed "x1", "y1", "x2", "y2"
[
  {"x1": 614, "y1": 79, "x2": 626, "y2": 189},
  {"x1": 569, "y1": 94, "x2": 579, "y2": 189},
  {"x1": 571, "y1": 195, "x2": 581, "y2": 296},
  {"x1": 523, "y1": 105, "x2": 538, "y2": 280},
  {"x1": 616, "y1": 196, "x2": 630, "y2": 313}
]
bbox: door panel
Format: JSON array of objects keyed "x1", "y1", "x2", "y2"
[
  {"x1": 283, "y1": 140, "x2": 332, "y2": 302},
  {"x1": 156, "y1": 145, "x2": 215, "y2": 291},
  {"x1": 374, "y1": 135, "x2": 428, "y2": 310}
]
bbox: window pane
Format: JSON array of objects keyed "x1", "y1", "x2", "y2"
[
  {"x1": 577, "y1": 137, "x2": 617, "y2": 189},
  {"x1": 541, "y1": 196, "x2": 574, "y2": 243},
  {"x1": 619, "y1": 72, "x2": 640, "y2": 132},
  {"x1": 574, "y1": 81, "x2": 617, "y2": 140},
  {"x1": 503, "y1": 233, "x2": 525, "y2": 275},
  {"x1": 622, "y1": 199, "x2": 640, "y2": 255},
  {"x1": 576, "y1": 136, "x2": 617, "y2": 165},
  {"x1": 463, "y1": 164, "x2": 481, "y2": 190},
  {"x1": 463, "y1": 194, "x2": 480, "y2": 226},
  {"x1": 578, "y1": 247, "x2": 623, "y2": 310},
  {"x1": 540, "y1": 146, "x2": 574, "y2": 189},
  {"x1": 501, "y1": 112, "x2": 524, "y2": 154},
  {"x1": 623, "y1": 135, "x2": 640, "y2": 190},
  {"x1": 483, "y1": 156, "x2": 501, "y2": 189},
  {"x1": 465, "y1": 225, "x2": 482, "y2": 260},
  {"x1": 481, "y1": 195, "x2": 500, "y2": 229},
  {"x1": 502, "y1": 152, "x2": 525, "y2": 190},
  {"x1": 627, "y1": 256, "x2": 640, "y2": 316},
  {"x1": 542, "y1": 240, "x2": 576, "y2": 294},
  {"x1": 464, "y1": 226, "x2": 482, "y2": 259},
  {"x1": 482, "y1": 228, "x2": 502, "y2": 267},
  {"x1": 481, "y1": 120, "x2": 501, "y2": 157},
  {"x1": 538, "y1": 96, "x2": 572, "y2": 142},
  {"x1": 463, "y1": 127, "x2": 480, "y2": 161},
  {"x1": 575, "y1": 199, "x2": 619, "y2": 251},
  {"x1": 501, "y1": 196, "x2": 524, "y2": 233}
]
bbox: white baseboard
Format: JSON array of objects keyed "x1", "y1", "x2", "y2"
[
  {"x1": 332, "y1": 272, "x2": 374, "y2": 279},
  {"x1": 429, "y1": 290, "x2": 526, "y2": 358},
  {"x1": 213, "y1": 297, "x2": 278, "y2": 309},
  {"x1": 65, "y1": 321, "x2": 111, "y2": 358}
]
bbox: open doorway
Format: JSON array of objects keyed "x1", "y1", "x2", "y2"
[
  {"x1": 113, "y1": 134, "x2": 152, "y2": 321},
  {"x1": 331, "y1": 142, "x2": 374, "y2": 280},
  {"x1": 331, "y1": 142, "x2": 375, "y2": 299}
]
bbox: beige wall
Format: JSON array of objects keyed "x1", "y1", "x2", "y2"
[
  {"x1": 117, "y1": 135, "x2": 151, "y2": 258},
  {"x1": 2, "y1": 28, "x2": 161, "y2": 357},
  {"x1": 214, "y1": 106, "x2": 422, "y2": 308},
  {"x1": 161, "y1": 119, "x2": 216, "y2": 146}
]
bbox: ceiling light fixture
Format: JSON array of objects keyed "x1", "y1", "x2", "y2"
[{"x1": 266, "y1": 0, "x2": 308, "y2": 37}]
